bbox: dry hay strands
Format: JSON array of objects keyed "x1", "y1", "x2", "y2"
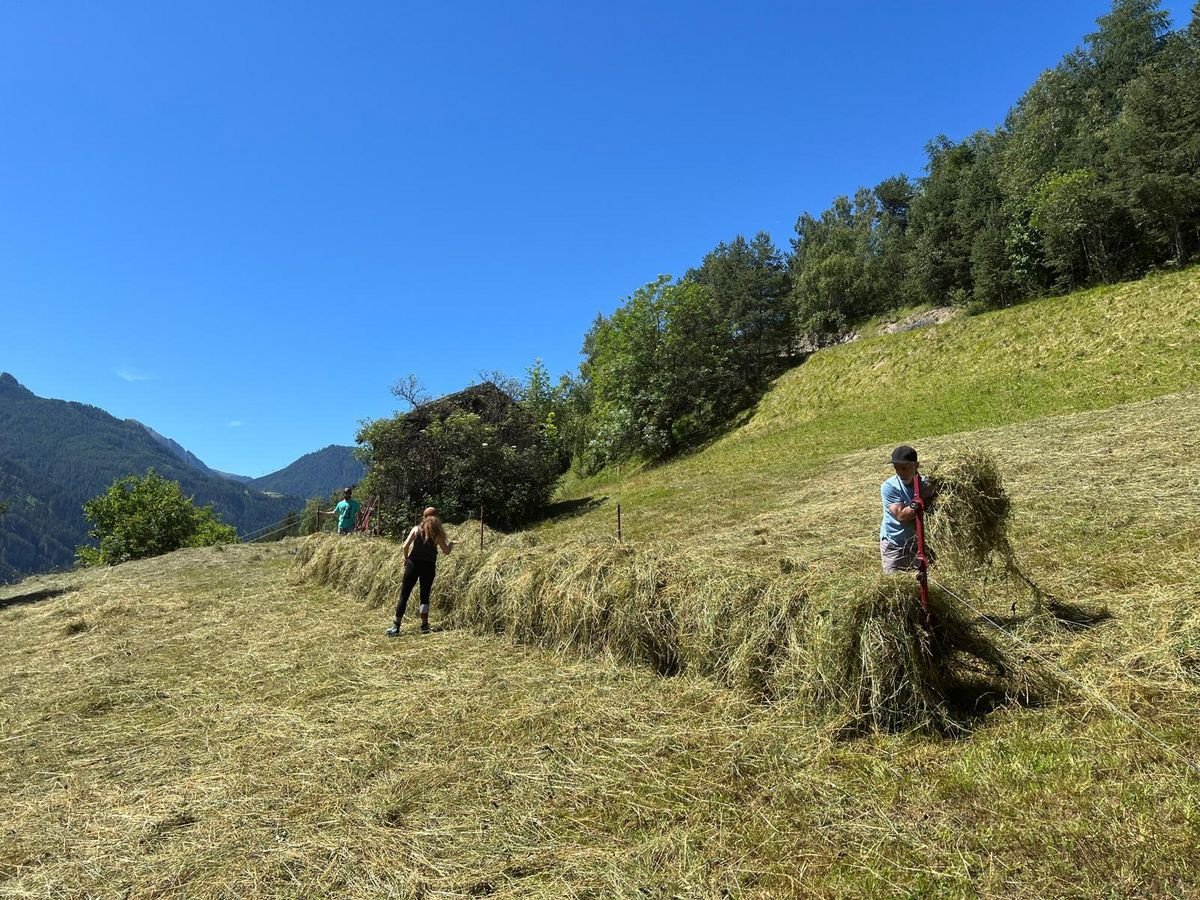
[
  {"x1": 442, "y1": 540, "x2": 682, "y2": 675},
  {"x1": 924, "y1": 447, "x2": 1013, "y2": 572},
  {"x1": 922, "y1": 448, "x2": 1104, "y2": 628},
  {"x1": 808, "y1": 575, "x2": 1060, "y2": 735},
  {"x1": 294, "y1": 533, "x2": 407, "y2": 609},
  {"x1": 295, "y1": 532, "x2": 818, "y2": 696},
  {"x1": 665, "y1": 558, "x2": 809, "y2": 700}
]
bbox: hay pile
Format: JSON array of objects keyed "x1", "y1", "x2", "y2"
[{"x1": 807, "y1": 576, "x2": 1055, "y2": 734}]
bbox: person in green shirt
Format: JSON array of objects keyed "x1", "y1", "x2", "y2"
[{"x1": 325, "y1": 487, "x2": 361, "y2": 535}]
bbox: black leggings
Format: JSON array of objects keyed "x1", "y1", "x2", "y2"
[{"x1": 394, "y1": 558, "x2": 436, "y2": 623}]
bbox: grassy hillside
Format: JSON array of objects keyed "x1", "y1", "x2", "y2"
[
  {"x1": 549, "y1": 268, "x2": 1199, "y2": 544},
  {"x1": 2, "y1": 269, "x2": 1199, "y2": 897}
]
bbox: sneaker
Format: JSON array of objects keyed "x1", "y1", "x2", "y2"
[
  {"x1": 385, "y1": 624, "x2": 401, "y2": 637},
  {"x1": 419, "y1": 623, "x2": 431, "y2": 634}
]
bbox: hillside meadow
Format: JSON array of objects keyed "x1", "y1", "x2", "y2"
[{"x1": 2, "y1": 267, "x2": 1200, "y2": 897}]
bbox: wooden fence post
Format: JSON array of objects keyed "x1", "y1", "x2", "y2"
[
  {"x1": 479, "y1": 506, "x2": 484, "y2": 551},
  {"x1": 617, "y1": 503, "x2": 622, "y2": 542}
]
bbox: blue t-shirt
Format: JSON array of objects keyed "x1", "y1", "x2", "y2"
[
  {"x1": 879, "y1": 474, "x2": 928, "y2": 545},
  {"x1": 335, "y1": 499, "x2": 360, "y2": 531}
]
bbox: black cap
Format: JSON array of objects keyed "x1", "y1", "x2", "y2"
[{"x1": 891, "y1": 445, "x2": 918, "y2": 464}]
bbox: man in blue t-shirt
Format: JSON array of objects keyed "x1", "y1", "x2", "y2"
[
  {"x1": 325, "y1": 487, "x2": 361, "y2": 535},
  {"x1": 879, "y1": 445, "x2": 934, "y2": 573}
]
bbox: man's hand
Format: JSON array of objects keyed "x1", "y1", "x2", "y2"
[{"x1": 908, "y1": 498, "x2": 925, "y2": 514}]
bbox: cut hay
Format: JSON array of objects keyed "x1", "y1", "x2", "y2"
[
  {"x1": 924, "y1": 448, "x2": 1013, "y2": 571},
  {"x1": 807, "y1": 575, "x2": 1057, "y2": 734},
  {"x1": 296, "y1": 531, "x2": 1053, "y2": 728}
]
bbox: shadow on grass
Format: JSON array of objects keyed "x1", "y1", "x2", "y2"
[
  {"x1": 537, "y1": 496, "x2": 607, "y2": 524},
  {"x1": 979, "y1": 600, "x2": 1113, "y2": 633},
  {"x1": 0, "y1": 587, "x2": 73, "y2": 611}
]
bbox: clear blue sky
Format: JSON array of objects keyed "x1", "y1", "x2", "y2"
[{"x1": 2, "y1": 1, "x2": 1191, "y2": 476}]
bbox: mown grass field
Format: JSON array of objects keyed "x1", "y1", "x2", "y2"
[
  {"x1": 2, "y1": 268, "x2": 1199, "y2": 897},
  {"x1": 552, "y1": 268, "x2": 1200, "y2": 544}
]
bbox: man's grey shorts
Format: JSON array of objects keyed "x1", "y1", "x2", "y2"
[{"x1": 880, "y1": 538, "x2": 923, "y2": 574}]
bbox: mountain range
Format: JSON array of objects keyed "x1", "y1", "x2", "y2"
[{"x1": 0, "y1": 373, "x2": 364, "y2": 582}]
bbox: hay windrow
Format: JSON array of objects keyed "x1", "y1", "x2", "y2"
[
  {"x1": 296, "y1": 524, "x2": 1052, "y2": 728},
  {"x1": 807, "y1": 576, "x2": 1058, "y2": 734}
]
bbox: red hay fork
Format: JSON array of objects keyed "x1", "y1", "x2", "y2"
[
  {"x1": 912, "y1": 474, "x2": 931, "y2": 627},
  {"x1": 355, "y1": 495, "x2": 379, "y2": 534}
]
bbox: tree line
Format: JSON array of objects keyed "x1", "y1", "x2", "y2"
[
  {"x1": 546, "y1": 0, "x2": 1200, "y2": 470},
  {"x1": 353, "y1": 1, "x2": 1200, "y2": 535}
]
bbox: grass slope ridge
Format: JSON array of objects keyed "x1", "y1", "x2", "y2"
[
  {"x1": 554, "y1": 267, "x2": 1200, "y2": 543},
  {"x1": 2, "y1": 269, "x2": 1199, "y2": 896}
]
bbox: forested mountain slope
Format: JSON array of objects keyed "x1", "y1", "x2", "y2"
[
  {"x1": 247, "y1": 445, "x2": 365, "y2": 499},
  {"x1": 0, "y1": 374, "x2": 301, "y2": 581}
]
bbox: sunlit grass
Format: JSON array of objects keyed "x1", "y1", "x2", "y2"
[
  {"x1": 551, "y1": 267, "x2": 1200, "y2": 545},
  {"x1": 3, "y1": 267, "x2": 1200, "y2": 896}
]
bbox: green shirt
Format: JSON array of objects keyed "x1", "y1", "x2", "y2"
[{"x1": 334, "y1": 499, "x2": 360, "y2": 531}]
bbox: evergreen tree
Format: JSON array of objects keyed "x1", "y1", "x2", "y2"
[{"x1": 685, "y1": 233, "x2": 792, "y2": 384}]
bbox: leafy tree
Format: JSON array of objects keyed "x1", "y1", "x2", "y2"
[
  {"x1": 520, "y1": 358, "x2": 574, "y2": 468},
  {"x1": 1085, "y1": 0, "x2": 1171, "y2": 114},
  {"x1": 576, "y1": 277, "x2": 747, "y2": 469},
  {"x1": 906, "y1": 136, "x2": 981, "y2": 306},
  {"x1": 1109, "y1": 15, "x2": 1200, "y2": 263},
  {"x1": 581, "y1": 276, "x2": 672, "y2": 464},
  {"x1": 357, "y1": 382, "x2": 562, "y2": 534},
  {"x1": 871, "y1": 174, "x2": 917, "y2": 310},
  {"x1": 76, "y1": 469, "x2": 237, "y2": 566},
  {"x1": 1029, "y1": 169, "x2": 1139, "y2": 288},
  {"x1": 790, "y1": 184, "x2": 909, "y2": 333}
]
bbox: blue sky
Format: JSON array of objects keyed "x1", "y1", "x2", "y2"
[{"x1": 2, "y1": 1, "x2": 1192, "y2": 476}]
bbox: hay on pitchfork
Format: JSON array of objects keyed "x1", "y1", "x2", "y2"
[
  {"x1": 924, "y1": 448, "x2": 1109, "y2": 626},
  {"x1": 924, "y1": 448, "x2": 1013, "y2": 572}
]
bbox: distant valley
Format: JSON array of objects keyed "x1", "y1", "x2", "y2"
[{"x1": 0, "y1": 373, "x2": 363, "y2": 582}]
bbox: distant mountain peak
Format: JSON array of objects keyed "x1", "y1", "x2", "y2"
[
  {"x1": 0, "y1": 372, "x2": 32, "y2": 394},
  {"x1": 249, "y1": 445, "x2": 365, "y2": 499}
]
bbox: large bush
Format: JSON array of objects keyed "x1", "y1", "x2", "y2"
[
  {"x1": 357, "y1": 382, "x2": 563, "y2": 535},
  {"x1": 76, "y1": 469, "x2": 237, "y2": 566}
]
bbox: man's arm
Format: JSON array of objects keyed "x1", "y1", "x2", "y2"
[{"x1": 883, "y1": 481, "x2": 920, "y2": 523}]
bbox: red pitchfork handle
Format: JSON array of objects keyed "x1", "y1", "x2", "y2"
[{"x1": 912, "y1": 474, "x2": 931, "y2": 626}]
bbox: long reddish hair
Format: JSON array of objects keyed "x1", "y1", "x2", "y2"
[{"x1": 419, "y1": 507, "x2": 446, "y2": 544}]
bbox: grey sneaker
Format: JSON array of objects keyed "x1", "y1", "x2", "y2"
[
  {"x1": 419, "y1": 623, "x2": 431, "y2": 634},
  {"x1": 385, "y1": 624, "x2": 401, "y2": 637}
]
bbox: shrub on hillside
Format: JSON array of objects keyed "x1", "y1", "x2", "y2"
[
  {"x1": 357, "y1": 382, "x2": 563, "y2": 535},
  {"x1": 76, "y1": 469, "x2": 237, "y2": 566}
]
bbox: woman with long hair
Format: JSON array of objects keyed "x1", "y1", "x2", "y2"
[{"x1": 386, "y1": 507, "x2": 454, "y2": 636}]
